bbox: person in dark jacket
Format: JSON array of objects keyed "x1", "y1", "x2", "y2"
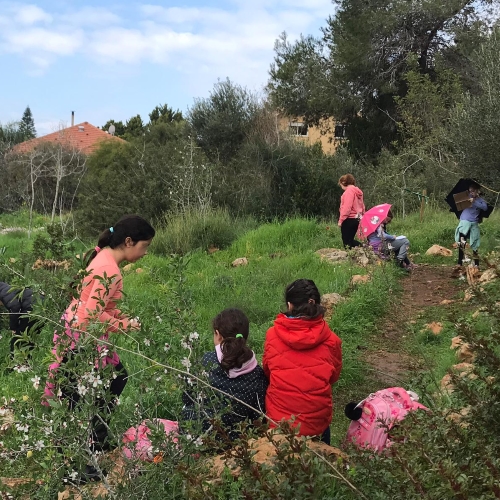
[
  {"x1": 181, "y1": 308, "x2": 268, "y2": 442},
  {"x1": 0, "y1": 281, "x2": 43, "y2": 356},
  {"x1": 263, "y1": 279, "x2": 342, "y2": 445}
]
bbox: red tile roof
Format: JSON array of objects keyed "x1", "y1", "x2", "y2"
[{"x1": 15, "y1": 122, "x2": 126, "y2": 155}]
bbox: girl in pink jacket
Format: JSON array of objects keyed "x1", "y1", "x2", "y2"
[
  {"x1": 44, "y1": 215, "x2": 155, "y2": 458},
  {"x1": 338, "y1": 174, "x2": 365, "y2": 248}
]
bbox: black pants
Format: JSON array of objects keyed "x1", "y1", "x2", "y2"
[
  {"x1": 320, "y1": 426, "x2": 331, "y2": 446},
  {"x1": 341, "y1": 218, "x2": 361, "y2": 248},
  {"x1": 458, "y1": 232, "x2": 479, "y2": 266},
  {"x1": 60, "y1": 358, "x2": 128, "y2": 451}
]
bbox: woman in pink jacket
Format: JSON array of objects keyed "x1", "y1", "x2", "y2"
[
  {"x1": 338, "y1": 174, "x2": 365, "y2": 248},
  {"x1": 44, "y1": 215, "x2": 155, "y2": 458}
]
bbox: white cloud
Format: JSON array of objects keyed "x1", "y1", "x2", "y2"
[
  {"x1": 0, "y1": 0, "x2": 333, "y2": 85},
  {"x1": 15, "y1": 4, "x2": 52, "y2": 25}
]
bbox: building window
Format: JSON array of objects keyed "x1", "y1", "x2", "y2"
[
  {"x1": 334, "y1": 124, "x2": 347, "y2": 139},
  {"x1": 289, "y1": 122, "x2": 308, "y2": 136}
]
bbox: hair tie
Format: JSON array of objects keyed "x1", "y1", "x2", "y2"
[
  {"x1": 308, "y1": 298, "x2": 315, "y2": 304},
  {"x1": 109, "y1": 227, "x2": 114, "y2": 233},
  {"x1": 95, "y1": 246, "x2": 101, "y2": 253},
  {"x1": 235, "y1": 334, "x2": 244, "y2": 339}
]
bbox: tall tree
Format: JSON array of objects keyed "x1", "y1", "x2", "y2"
[
  {"x1": 149, "y1": 104, "x2": 183, "y2": 125},
  {"x1": 188, "y1": 79, "x2": 260, "y2": 162},
  {"x1": 19, "y1": 106, "x2": 36, "y2": 140},
  {"x1": 124, "y1": 114, "x2": 144, "y2": 138},
  {"x1": 102, "y1": 120, "x2": 126, "y2": 137},
  {"x1": 268, "y1": 0, "x2": 493, "y2": 157}
]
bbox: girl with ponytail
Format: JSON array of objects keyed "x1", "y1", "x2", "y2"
[
  {"x1": 181, "y1": 308, "x2": 268, "y2": 441},
  {"x1": 44, "y1": 215, "x2": 155, "y2": 458},
  {"x1": 263, "y1": 279, "x2": 342, "y2": 444}
]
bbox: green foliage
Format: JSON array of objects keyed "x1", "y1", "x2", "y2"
[
  {"x1": 188, "y1": 79, "x2": 260, "y2": 162},
  {"x1": 149, "y1": 104, "x2": 183, "y2": 125},
  {"x1": 151, "y1": 207, "x2": 256, "y2": 255},
  {"x1": 102, "y1": 119, "x2": 126, "y2": 137},
  {"x1": 268, "y1": 0, "x2": 492, "y2": 156},
  {"x1": 18, "y1": 106, "x2": 36, "y2": 140},
  {"x1": 446, "y1": 29, "x2": 500, "y2": 187}
]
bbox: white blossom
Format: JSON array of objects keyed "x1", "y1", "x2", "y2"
[
  {"x1": 144, "y1": 338, "x2": 151, "y2": 347},
  {"x1": 181, "y1": 357, "x2": 191, "y2": 370},
  {"x1": 164, "y1": 343, "x2": 170, "y2": 352},
  {"x1": 189, "y1": 332, "x2": 199, "y2": 341},
  {"x1": 34, "y1": 440, "x2": 45, "y2": 451},
  {"x1": 156, "y1": 315, "x2": 162, "y2": 323},
  {"x1": 194, "y1": 437, "x2": 203, "y2": 447},
  {"x1": 31, "y1": 376, "x2": 41, "y2": 390}
]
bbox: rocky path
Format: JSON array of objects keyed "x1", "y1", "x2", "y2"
[{"x1": 365, "y1": 264, "x2": 465, "y2": 386}]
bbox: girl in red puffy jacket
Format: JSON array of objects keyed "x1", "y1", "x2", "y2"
[{"x1": 263, "y1": 279, "x2": 342, "y2": 444}]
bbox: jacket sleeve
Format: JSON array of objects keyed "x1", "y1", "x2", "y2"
[
  {"x1": 82, "y1": 276, "x2": 130, "y2": 331},
  {"x1": 338, "y1": 190, "x2": 355, "y2": 225},
  {"x1": 473, "y1": 197, "x2": 488, "y2": 211},
  {"x1": 328, "y1": 336, "x2": 343, "y2": 385}
]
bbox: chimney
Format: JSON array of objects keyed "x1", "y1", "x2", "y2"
[{"x1": 71, "y1": 111, "x2": 74, "y2": 127}]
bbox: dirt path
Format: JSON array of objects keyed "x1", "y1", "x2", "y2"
[{"x1": 365, "y1": 264, "x2": 465, "y2": 386}]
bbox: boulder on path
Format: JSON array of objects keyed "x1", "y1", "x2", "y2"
[
  {"x1": 425, "y1": 245, "x2": 453, "y2": 257},
  {"x1": 316, "y1": 248, "x2": 348, "y2": 263},
  {"x1": 231, "y1": 257, "x2": 248, "y2": 267},
  {"x1": 479, "y1": 268, "x2": 497, "y2": 284}
]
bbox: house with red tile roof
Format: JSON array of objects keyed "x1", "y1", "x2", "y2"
[{"x1": 14, "y1": 122, "x2": 126, "y2": 155}]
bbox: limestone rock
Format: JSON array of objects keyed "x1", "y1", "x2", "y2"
[
  {"x1": 457, "y1": 343, "x2": 476, "y2": 363},
  {"x1": 425, "y1": 245, "x2": 453, "y2": 257},
  {"x1": 321, "y1": 293, "x2": 344, "y2": 308},
  {"x1": 351, "y1": 275, "x2": 370, "y2": 285},
  {"x1": 122, "y1": 263, "x2": 133, "y2": 272},
  {"x1": 479, "y1": 268, "x2": 497, "y2": 284},
  {"x1": 316, "y1": 248, "x2": 348, "y2": 263},
  {"x1": 231, "y1": 257, "x2": 248, "y2": 267},
  {"x1": 450, "y1": 336, "x2": 463, "y2": 350}
]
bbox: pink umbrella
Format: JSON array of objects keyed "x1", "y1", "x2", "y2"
[{"x1": 359, "y1": 204, "x2": 392, "y2": 239}]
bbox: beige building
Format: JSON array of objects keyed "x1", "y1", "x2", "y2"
[{"x1": 279, "y1": 116, "x2": 346, "y2": 154}]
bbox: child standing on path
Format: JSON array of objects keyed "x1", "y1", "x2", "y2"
[
  {"x1": 263, "y1": 279, "x2": 342, "y2": 445},
  {"x1": 44, "y1": 215, "x2": 155, "y2": 455},
  {"x1": 455, "y1": 183, "x2": 488, "y2": 268},
  {"x1": 182, "y1": 308, "x2": 268, "y2": 442},
  {"x1": 338, "y1": 174, "x2": 365, "y2": 248}
]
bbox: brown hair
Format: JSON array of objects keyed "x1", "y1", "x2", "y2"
[
  {"x1": 285, "y1": 279, "x2": 325, "y2": 319},
  {"x1": 213, "y1": 308, "x2": 253, "y2": 372},
  {"x1": 338, "y1": 174, "x2": 356, "y2": 187}
]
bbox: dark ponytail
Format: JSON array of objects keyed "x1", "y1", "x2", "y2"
[
  {"x1": 284, "y1": 279, "x2": 325, "y2": 319},
  {"x1": 213, "y1": 308, "x2": 253, "y2": 372},
  {"x1": 84, "y1": 214, "x2": 155, "y2": 266}
]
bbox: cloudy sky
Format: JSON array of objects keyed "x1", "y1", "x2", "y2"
[{"x1": 0, "y1": 0, "x2": 334, "y2": 135}]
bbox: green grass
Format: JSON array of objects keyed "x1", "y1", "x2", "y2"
[{"x1": 0, "y1": 207, "x2": 499, "y2": 483}]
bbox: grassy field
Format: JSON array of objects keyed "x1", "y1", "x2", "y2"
[{"x1": 0, "y1": 207, "x2": 498, "y2": 495}]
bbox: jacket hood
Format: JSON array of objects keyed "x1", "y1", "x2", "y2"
[
  {"x1": 346, "y1": 185, "x2": 363, "y2": 199},
  {"x1": 273, "y1": 313, "x2": 330, "y2": 350}
]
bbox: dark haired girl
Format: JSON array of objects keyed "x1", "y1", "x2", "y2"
[
  {"x1": 44, "y1": 215, "x2": 155, "y2": 455},
  {"x1": 263, "y1": 279, "x2": 342, "y2": 444},
  {"x1": 182, "y1": 308, "x2": 268, "y2": 441}
]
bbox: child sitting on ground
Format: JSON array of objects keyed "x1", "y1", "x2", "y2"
[
  {"x1": 181, "y1": 308, "x2": 268, "y2": 441},
  {"x1": 263, "y1": 279, "x2": 342, "y2": 445},
  {"x1": 367, "y1": 210, "x2": 415, "y2": 270}
]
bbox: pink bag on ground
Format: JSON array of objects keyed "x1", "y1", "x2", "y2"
[
  {"x1": 345, "y1": 387, "x2": 427, "y2": 452},
  {"x1": 122, "y1": 419, "x2": 179, "y2": 461}
]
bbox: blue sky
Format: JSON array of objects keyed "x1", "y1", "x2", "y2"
[{"x1": 0, "y1": 0, "x2": 334, "y2": 135}]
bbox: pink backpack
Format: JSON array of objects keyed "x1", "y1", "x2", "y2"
[
  {"x1": 345, "y1": 387, "x2": 427, "y2": 452},
  {"x1": 122, "y1": 419, "x2": 179, "y2": 461}
]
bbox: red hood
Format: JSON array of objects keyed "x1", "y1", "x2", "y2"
[{"x1": 273, "y1": 313, "x2": 330, "y2": 350}]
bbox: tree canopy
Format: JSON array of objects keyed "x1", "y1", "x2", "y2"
[
  {"x1": 18, "y1": 106, "x2": 36, "y2": 140},
  {"x1": 268, "y1": 0, "x2": 494, "y2": 156}
]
